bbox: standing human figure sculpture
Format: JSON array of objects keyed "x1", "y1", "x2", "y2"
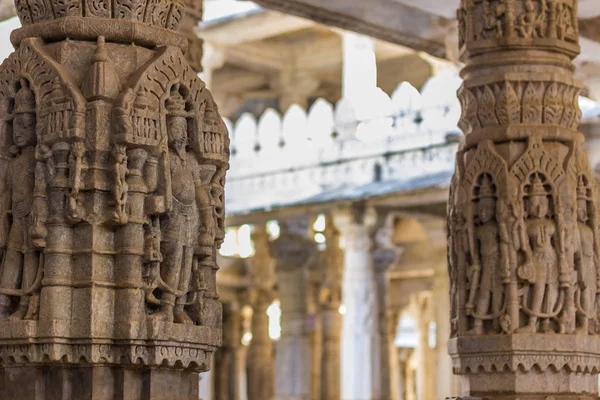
[
  {"x1": 0, "y1": 80, "x2": 43, "y2": 320},
  {"x1": 574, "y1": 177, "x2": 597, "y2": 334},
  {"x1": 518, "y1": 0, "x2": 548, "y2": 38},
  {"x1": 466, "y1": 175, "x2": 504, "y2": 335},
  {"x1": 149, "y1": 85, "x2": 214, "y2": 324},
  {"x1": 518, "y1": 174, "x2": 559, "y2": 333}
]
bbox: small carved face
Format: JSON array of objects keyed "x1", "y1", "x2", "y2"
[
  {"x1": 167, "y1": 116, "x2": 188, "y2": 147},
  {"x1": 577, "y1": 199, "x2": 588, "y2": 223},
  {"x1": 528, "y1": 195, "x2": 549, "y2": 219},
  {"x1": 12, "y1": 113, "x2": 36, "y2": 148},
  {"x1": 478, "y1": 198, "x2": 496, "y2": 223}
]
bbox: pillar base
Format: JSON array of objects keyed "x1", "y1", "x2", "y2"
[
  {"x1": 450, "y1": 335, "x2": 600, "y2": 397},
  {"x1": 0, "y1": 365, "x2": 200, "y2": 400}
]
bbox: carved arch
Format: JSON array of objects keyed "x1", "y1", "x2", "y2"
[
  {"x1": 0, "y1": 38, "x2": 86, "y2": 146},
  {"x1": 461, "y1": 140, "x2": 510, "y2": 200},
  {"x1": 510, "y1": 136, "x2": 568, "y2": 196},
  {"x1": 114, "y1": 46, "x2": 229, "y2": 165}
]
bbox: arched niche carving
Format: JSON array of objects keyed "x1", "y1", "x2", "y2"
[
  {"x1": 462, "y1": 140, "x2": 511, "y2": 200},
  {"x1": 0, "y1": 38, "x2": 86, "y2": 147},
  {"x1": 510, "y1": 136, "x2": 569, "y2": 197},
  {"x1": 113, "y1": 46, "x2": 229, "y2": 166}
]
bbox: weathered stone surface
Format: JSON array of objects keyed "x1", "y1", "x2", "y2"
[
  {"x1": 0, "y1": 0, "x2": 229, "y2": 397},
  {"x1": 449, "y1": 0, "x2": 600, "y2": 397}
]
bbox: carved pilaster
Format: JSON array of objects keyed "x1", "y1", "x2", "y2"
[{"x1": 450, "y1": 0, "x2": 600, "y2": 397}]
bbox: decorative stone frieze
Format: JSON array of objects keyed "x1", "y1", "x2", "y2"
[
  {"x1": 449, "y1": 0, "x2": 600, "y2": 397},
  {"x1": 0, "y1": 0, "x2": 229, "y2": 397}
]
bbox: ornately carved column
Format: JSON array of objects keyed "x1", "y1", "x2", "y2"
[
  {"x1": 449, "y1": 0, "x2": 600, "y2": 397},
  {"x1": 270, "y1": 222, "x2": 317, "y2": 400},
  {"x1": 0, "y1": 0, "x2": 229, "y2": 398},
  {"x1": 334, "y1": 205, "x2": 382, "y2": 400},
  {"x1": 319, "y1": 218, "x2": 344, "y2": 400},
  {"x1": 247, "y1": 226, "x2": 276, "y2": 400}
]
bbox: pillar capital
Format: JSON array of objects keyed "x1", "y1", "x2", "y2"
[
  {"x1": 458, "y1": 0, "x2": 580, "y2": 61},
  {"x1": 333, "y1": 205, "x2": 379, "y2": 252},
  {"x1": 269, "y1": 221, "x2": 318, "y2": 275},
  {"x1": 449, "y1": 0, "x2": 600, "y2": 398}
]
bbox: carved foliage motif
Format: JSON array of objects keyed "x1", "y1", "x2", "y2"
[
  {"x1": 15, "y1": 0, "x2": 185, "y2": 30},
  {"x1": 450, "y1": 135, "x2": 600, "y2": 336},
  {"x1": 458, "y1": 80, "x2": 581, "y2": 133}
]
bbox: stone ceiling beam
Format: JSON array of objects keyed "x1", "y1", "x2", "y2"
[
  {"x1": 198, "y1": 10, "x2": 315, "y2": 46},
  {"x1": 251, "y1": 0, "x2": 450, "y2": 58}
]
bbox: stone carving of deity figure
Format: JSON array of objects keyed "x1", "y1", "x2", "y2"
[
  {"x1": 518, "y1": 0, "x2": 548, "y2": 39},
  {"x1": 149, "y1": 85, "x2": 215, "y2": 324},
  {"x1": 574, "y1": 177, "x2": 597, "y2": 334},
  {"x1": 479, "y1": 0, "x2": 506, "y2": 40},
  {"x1": 0, "y1": 80, "x2": 43, "y2": 320},
  {"x1": 466, "y1": 174, "x2": 504, "y2": 335},
  {"x1": 518, "y1": 173, "x2": 560, "y2": 333}
]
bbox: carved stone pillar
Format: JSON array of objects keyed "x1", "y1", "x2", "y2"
[
  {"x1": 415, "y1": 293, "x2": 435, "y2": 400},
  {"x1": 334, "y1": 205, "x2": 382, "y2": 400},
  {"x1": 247, "y1": 226, "x2": 275, "y2": 400},
  {"x1": 449, "y1": 0, "x2": 600, "y2": 397},
  {"x1": 214, "y1": 302, "x2": 242, "y2": 400},
  {"x1": 374, "y1": 246, "x2": 400, "y2": 400},
  {"x1": 270, "y1": 222, "x2": 317, "y2": 400},
  {"x1": 320, "y1": 218, "x2": 344, "y2": 400},
  {"x1": 0, "y1": 0, "x2": 229, "y2": 398}
]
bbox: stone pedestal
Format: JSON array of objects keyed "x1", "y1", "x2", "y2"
[
  {"x1": 0, "y1": 1, "x2": 229, "y2": 398},
  {"x1": 449, "y1": 0, "x2": 600, "y2": 398}
]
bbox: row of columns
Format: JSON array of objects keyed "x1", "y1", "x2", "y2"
[{"x1": 207, "y1": 205, "x2": 452, "y2": 400}]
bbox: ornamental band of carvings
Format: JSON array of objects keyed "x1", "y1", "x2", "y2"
[
  {"x1": 0, "y1": 0, "x2": 229, "y2": 374},
  {"x1": 458, "y1": 0, "x2": 578, "y2": 54}
]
